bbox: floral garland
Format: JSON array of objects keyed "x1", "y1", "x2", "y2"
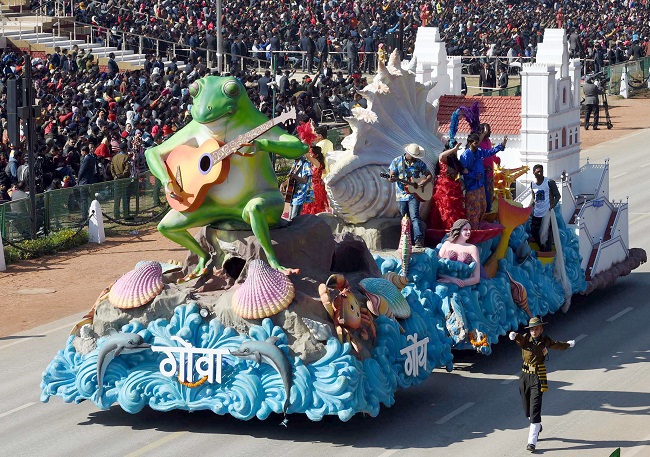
[
  {"x1": 178, "y1": 375, "x2": 208, "y2": 388},
  {"x1": 469, "y1": 330, "x2": 489, "y2": 347}
]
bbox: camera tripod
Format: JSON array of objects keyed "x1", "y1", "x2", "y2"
[{"x1": 599, "y1": 91, "x2": 613, "y2": 130}]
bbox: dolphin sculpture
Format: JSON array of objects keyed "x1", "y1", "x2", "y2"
[
  {"x1": 94, "y1": 331, "x2": 151, "y2": 400},
  {"x1": 230, "y1": 336, "x2": 293, "y2": 418}
]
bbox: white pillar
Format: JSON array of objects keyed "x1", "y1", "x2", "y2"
[
  {"x1": 620, "y1": 71, "x2": 629, "y2": 98},
  {"x1": 88, "y1": 196, "x2": 106, "y2": 243},
  {"x1": 0, "y1": 234, "x2": 6, "y2": 271}
]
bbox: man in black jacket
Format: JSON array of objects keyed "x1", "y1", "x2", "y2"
[
  {"x1": 316, "y1": 31, "x2": 329, "y2": 73},
  {"x1": 107, "y1": 52, "x2": 119, "y2": 77},
  {"x1": 479, "y1": 62, "x2": 496, "y2": 93},
  {"x1": 258, "y1": 70, "x2": 272, "y2": 102},
  {"x1": 206, "y1": 33, "x2": 216, "y2": 66},
  {"x1": 509, "y1": 317, "x2": 575, "y2": 453},
  {"x1": 300, "y1": 32, "x2": 316, "y2": 73},
  {"x1": 230, "y1": 35, "x2": 243, "y2": 73},
  {"x1": 345, "y1": 36, "x2": 359, "y2": 76},
  {"x1": 269, "y1": 32, "x2": 282, "y2": 72},
  {"x1": 363, "y1": 33, "x2": 377, "y2": 73},
  {"x1": 498, "y1": 66, "x2": 509, "y2": 95}
]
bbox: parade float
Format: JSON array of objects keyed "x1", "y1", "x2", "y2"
[{"x1": 41, "y1": 36, "x2": 646, "y2": 422}]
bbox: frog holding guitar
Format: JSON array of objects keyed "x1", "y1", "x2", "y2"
[{"x1": 145, "y1": 76, "x2": 308, "y2": 280}]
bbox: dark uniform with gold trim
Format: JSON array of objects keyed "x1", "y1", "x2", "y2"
[
  {"x1": 513, "y1": 333, "x2": 570, "y2": 423},
  {"x1": 510, "y1": 320, "x2": 574, "y2": 453}
]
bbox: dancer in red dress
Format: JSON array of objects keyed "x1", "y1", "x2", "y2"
[
  {"x1": 302, "y1": 146, "x2": 330, "y2": 214},
  {"x1": 430, "y1": 142, "x2": 467, "y2": 229}
]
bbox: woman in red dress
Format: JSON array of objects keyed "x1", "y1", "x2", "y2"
[
  {"x1": 429, "y1": 142, "x2": 467, "y2": 230},
  {"x1": 301, "y1": 145, "x2": 330, "y2": 215}
]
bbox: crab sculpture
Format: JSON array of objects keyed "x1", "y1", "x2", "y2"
[{"x1": 318, "y1": 274, "x2": 376, "y2": 357}]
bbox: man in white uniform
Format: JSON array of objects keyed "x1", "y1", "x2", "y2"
[{"x1": 530, "y1": 164, "x2": 561, "y2": 251}]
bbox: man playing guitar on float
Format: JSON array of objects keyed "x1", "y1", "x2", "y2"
[
  {"x1": 280, "y1": 154, "x2": 313, "y2": 221},
  {"x1": 387, "y1": 143, "x2": 433, "y2": 249}
]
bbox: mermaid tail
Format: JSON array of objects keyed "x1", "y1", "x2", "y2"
[{"x1": 484, "y1": 197, "x2": 533, "y2": 278}]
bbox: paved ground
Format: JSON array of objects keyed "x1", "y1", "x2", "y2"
[{"x1": 1, "y1": 94, "x2": 648, "y2": 338}]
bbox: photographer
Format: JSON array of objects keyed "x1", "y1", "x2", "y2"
[{"x1": 583, "y1": 76, "x2": 603, "y2": 131}]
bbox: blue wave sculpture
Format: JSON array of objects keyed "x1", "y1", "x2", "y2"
[{"x1": 41, "y1": 208, "x2": 585, "y2": 421}]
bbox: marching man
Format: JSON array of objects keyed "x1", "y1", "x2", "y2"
[{"x1": 509, "y1": 317, "x2": 576, "y2": 453}]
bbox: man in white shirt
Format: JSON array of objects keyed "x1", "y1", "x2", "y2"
[{"x1": 530, "y1": 164, "x2": 561, "y2": 251}]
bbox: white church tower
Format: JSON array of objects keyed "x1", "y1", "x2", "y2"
[{"x1": 519, "y1": 29, "x2": 582, "y2": 182}]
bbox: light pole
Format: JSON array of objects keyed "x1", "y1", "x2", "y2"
[
  {"x1": 216, "y1": 0, "x2": 222, "y2": 73},
  {"x1": 269, "y1": 79, "x2": 278, "y2": 169}
]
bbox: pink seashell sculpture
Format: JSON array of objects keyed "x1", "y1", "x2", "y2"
[
  {"x1": 109, "y1": 261, "x2": 164, "y2": 309},
  {"x1": 231, "y1": 260, "x2": 295, "y2": 319}
]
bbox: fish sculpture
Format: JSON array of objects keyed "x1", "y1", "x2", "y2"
[{"x1": 484, "y1": 197, "x2": 533, "y2": 278}]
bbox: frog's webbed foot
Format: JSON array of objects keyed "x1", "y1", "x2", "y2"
[
  {"x1": 268, "y1": 260, "x2": 300, "y2": 276},
  {"x1": 177, "y1": 258, "x2": 213, "y2": 284}
]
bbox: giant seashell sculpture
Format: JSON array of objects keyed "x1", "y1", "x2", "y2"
[
  {"x1": 505, "y1": 271, "x2": 533, "y2": 318},
  {"x1": 109, "y1": 261, "x2": 164, "y2": 309},
  {"x1": 136, "y1": 259, "x2": 183, "y2": 274},
  {"x1": 358, "y1": 277, "x2": 411, "y2": 319},
  {"x1": 324, "y1": 50, "x2": 446, "y2": 223},
  {"x1": 231, "y1": 260, "x2": 295, "y2": 319}
]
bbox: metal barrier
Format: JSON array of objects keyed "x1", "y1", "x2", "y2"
[
  {"x1": 466, "y1": 85, "x2": 522, "y2": 96},
  {"x1": 0, "y1": 172, "x2": 165, "y2": 242},
  {"x1": 604, "y1": 56, "x2": 649, "y2": 95},
  {"x1": 460, "y1": 55, "x2": 534, "y2": 76}
]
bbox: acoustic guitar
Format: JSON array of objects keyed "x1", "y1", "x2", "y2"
[
  {"x1": 379, "y1": 172, "x2": 433, "y2": 202},
  {"x1": 164, "y1": 108, "x2": 296, "y2": 212},
  {"x1": 282, "y1": 157, "x2": 304, "y2": 203},
  {"x1": 283, "y1": 176, "x2": 297, "y2": 203}
]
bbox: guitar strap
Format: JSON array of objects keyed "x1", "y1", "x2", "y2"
[
  {"x1": 400, "y1": 155, "x2": 412, "y2": 181},
  {"x1": 290, "y1": 158, "x2": 301, "y2": 175}
]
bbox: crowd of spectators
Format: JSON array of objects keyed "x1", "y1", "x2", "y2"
[
  {"x1": 0, "y1": 44, "x2": 369, "y2": 207},
  {"x1": 0, "y1": 0, "x2": 648, "y2": 206},
  {"x1": 31, "y1": 0, "x2": 650, "y2": 74}
]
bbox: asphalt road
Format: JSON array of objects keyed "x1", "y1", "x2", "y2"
[{"x1": 1, "y1": 129, "x2": 648, "y2": 457}]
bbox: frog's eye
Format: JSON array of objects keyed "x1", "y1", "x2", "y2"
[
  {"x1": 222, "y1": 80, "x2": 241, "y2": 98},
  {"x1": 189, "y1": 82, "x2": 200, "y2": 98}
]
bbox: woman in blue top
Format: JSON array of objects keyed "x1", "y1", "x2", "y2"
[{"x1": 460, "y1": 133, "x2": 507, "y2": 229}]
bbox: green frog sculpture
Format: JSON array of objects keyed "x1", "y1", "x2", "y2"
[{"x1": 145, "y1": 76, "x2": 308, "y2": 280}]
